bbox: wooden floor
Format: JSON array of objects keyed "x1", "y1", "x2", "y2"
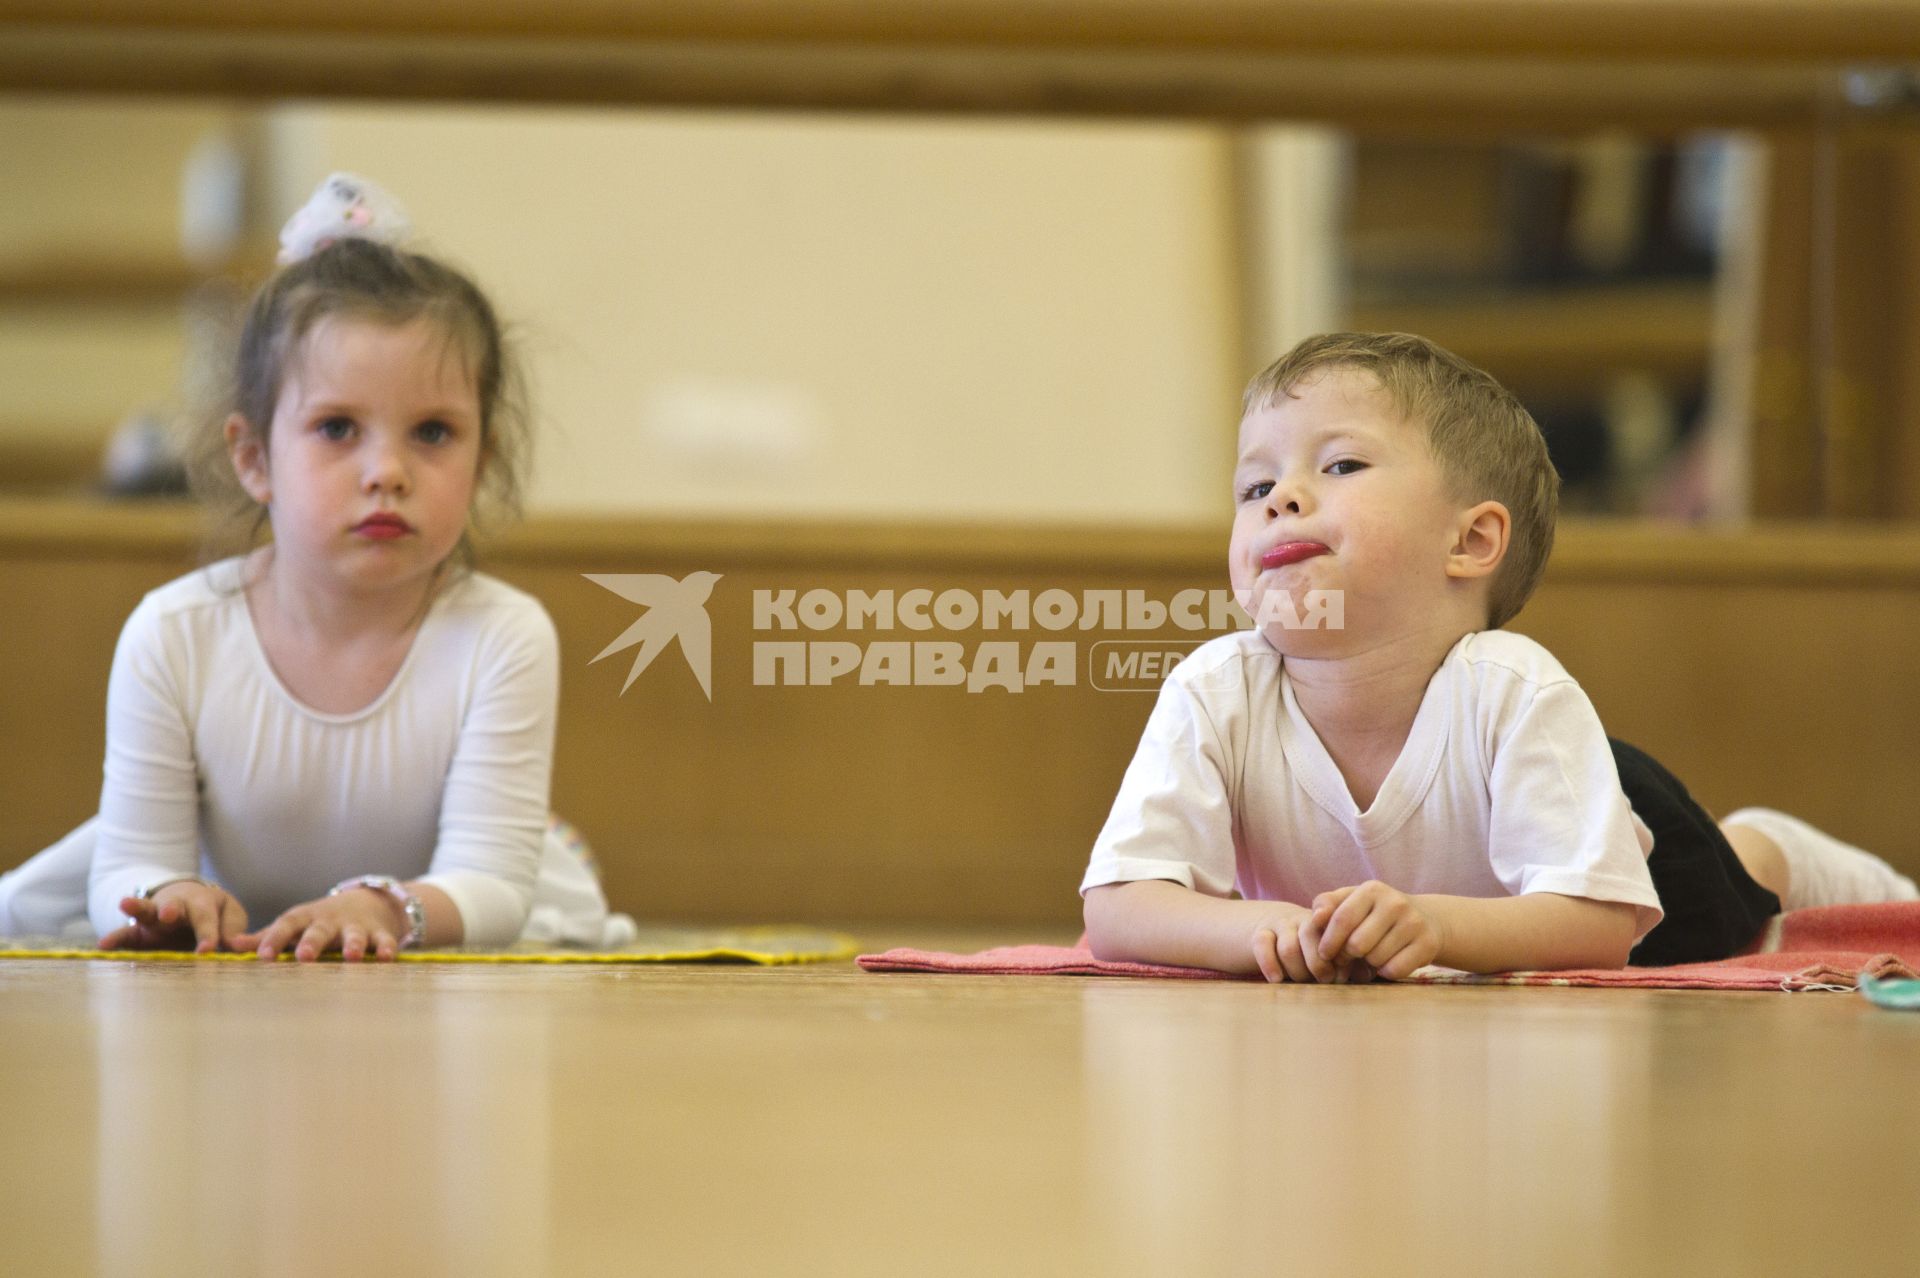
[{"x1": 2, "y1": 932, "x2": 1917, "y2": 1277}]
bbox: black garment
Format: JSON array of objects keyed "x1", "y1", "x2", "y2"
[{"x1": 1611, "y1": 738, "x2": 1781, "y2": 966}]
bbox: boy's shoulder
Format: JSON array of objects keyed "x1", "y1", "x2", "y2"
[
  {"x1": 1171, "y1": 629, "x2": 1280, "y2": 680},
  {"x1": 1448, "y1": 629, "x2": 1579, "y2": 691},
  {"x1": 1160, "y1": 629, "x2": 1582, "y2": 711},
  {"x1": 1162, "y1": 630, "x2": 1283, "y2": 707}
]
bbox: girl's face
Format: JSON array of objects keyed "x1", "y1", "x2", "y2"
[{"x1": 229, "y1": 315, "x2": 484, "y2": 602}]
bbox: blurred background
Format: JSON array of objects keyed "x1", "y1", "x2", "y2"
[
  {"x1": 0, "y1": 98, "x2": 1868, "y2": 523},
  {"x1": 8, "y1": 2, "x2": 1920, "y2": 923}
]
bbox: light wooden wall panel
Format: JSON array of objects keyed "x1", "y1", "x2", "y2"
[{"x1": 4, "y1": 502, "x2": 1918, "y2": 927}]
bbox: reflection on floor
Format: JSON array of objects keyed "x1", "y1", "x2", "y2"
[{"x1": 1, "y1": 930, "x2": 1913, "y2": 1277}]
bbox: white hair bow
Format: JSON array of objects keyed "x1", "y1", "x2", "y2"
[{"x1": 277, "y1": 172, "x2": 415, "y2": 265}]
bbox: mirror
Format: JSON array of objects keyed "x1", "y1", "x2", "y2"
[{"x1": 3, "y1": 95, "x2": 1911, "y2": 522}]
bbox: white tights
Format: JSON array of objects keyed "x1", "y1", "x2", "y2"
[{"x1": 1721, "y1": 808, "x2": 1920, "y2": 911}]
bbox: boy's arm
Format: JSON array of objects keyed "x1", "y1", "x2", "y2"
[
  {"x1": 1315, "y1": 881, "x2": 1638, "y2": 975},
  {"x1": 1419, "y1": 891, "x2": 1637, "y2": 971},
  {"x1": 1476, "y1": 665, "x2": 1665, "y2": 962},
  {"x1": 1085, "y1": 880, "x2": 1343, "y2": 981}
]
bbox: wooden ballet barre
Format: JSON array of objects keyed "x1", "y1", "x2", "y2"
[
  {"x1": 8, "y1": 1, "x2": 1920, "y2": 62},
  {"x1": 3, "y1": 1, "x2": 1919, "y2": 128},
  {"x1": 14, "y1": 497, "x2": 1920, "y2": 587}
]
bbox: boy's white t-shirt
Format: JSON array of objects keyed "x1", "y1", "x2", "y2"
[
  {"x1": 1081, "y1": 629, "x2": 1666, "y2": 941},
  {"x1": 84, "y1": 559, "x2": 560, "y2": 944}
]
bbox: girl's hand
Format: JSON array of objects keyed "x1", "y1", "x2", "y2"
[
  {"x1": 103, "y1": 881, "x2": 248, "y2": 954},
  {"x1": 1311, "y1": 881, "x2": 1442, "y2": 980},
  {"x1": 237, "y1": 889, "x2": 408, "y2": 963},
  {"x1": 1250, "y1": 904, "x2": 1368, "y2": 984}
]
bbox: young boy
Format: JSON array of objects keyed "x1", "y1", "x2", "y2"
[{"x1": 1081, "y1": 332, "x2": 1917, "y2": 982}]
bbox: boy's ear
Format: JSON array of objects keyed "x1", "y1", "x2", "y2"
[
  {"x1": 224, "y1": 414, "x2": 272, "y2": 505},
  {"x1": 1445, "y1": 500, "x2": 1510, "y2": 580}
]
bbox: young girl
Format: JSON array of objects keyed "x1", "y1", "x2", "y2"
[{"x1": 0, "y1": 174, "x2": 632, "y2": 959}]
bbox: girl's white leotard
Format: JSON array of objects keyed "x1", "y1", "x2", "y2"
[{"x1": 30, "y1": 557, "x2": 606, "y2": 945}]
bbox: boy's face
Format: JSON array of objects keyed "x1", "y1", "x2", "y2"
[{"x1": 1230, "y1": 368, "x2": 1474, "y2": 654}]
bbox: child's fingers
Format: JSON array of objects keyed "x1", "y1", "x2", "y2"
[
  {"x1": 1360, "y1": 918, "x2": 1424, "y2": 971},
  {"x1": 1310, "y1": 887, "x2": 1353, "y2": 933},
  {"x1": 1373, "y1": 927, "x2": 1441, "y2": 980},
  {"x1": 116, "y1": 896, "x2": 160, "y2": 926},
  {"x1": 294, "y1": 917, "x2": 341, "y2": 963},
  {"x1": 1376, "y1": 950, "x2": 1427, "y2": 981},
  {"x1": 109, "y1": 899, "x2": 163, "y2": 948},
  {"x1": 115, "y1": 896, "x2": 195, "y2": 948},
  {"x1": 1315, "y1": 892, "x2": 1375, "y2": 964},
  {"x1": 1335, "y1": 904, "x2": 1402, "y2": 963},
  {"x1": 340, "y1": 925, "x2": 368, "y2": 962},
  {"x1": 217, "y1": 895, "x2": 249, "y2": 950},
  {"x1": 1254, "y1": 923, "x2": 1315, "y2": 982},
  {"x1": 1252, "y1": 928, "x2": 1284, "y2": 983},
  {"x1": 371, "y1": 930, "x2": 399, "y2": 963},
  {"x1": 185, "y1": 895, "x2": 225, "y2": 954},
  {"x1": 1295, "y1": 915, "x2": 1338, "y2": 983},
  {"x1": 253, "y1": 910, "x2": 310, "y2": 960},
  {"x1": 1273, "y1": 926, "x2": 1315, "y2": 983}
]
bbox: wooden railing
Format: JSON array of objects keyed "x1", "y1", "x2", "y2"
[{"x1": 5, "y1": 2, "x2": 1918, "y2": 129}]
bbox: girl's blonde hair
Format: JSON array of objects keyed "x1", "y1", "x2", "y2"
[
  {"x1": 1243, "y1": 332, "x2": 1561, "y2": 630},
  {"x1": 186, "y1": 238, "x2": 529, "y2": 569}
]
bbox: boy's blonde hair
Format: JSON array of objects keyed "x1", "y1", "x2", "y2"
[{"x1": 1243, "y1": 331, "x2": 1559, "y2": 629}]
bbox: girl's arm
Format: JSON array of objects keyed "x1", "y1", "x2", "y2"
[
  {"x1": 413, "y1": 594, "x2": 560, "y2": 947},
  {"x1": 87, "y1": 599, "x2": 216, "y2": 940},
  {"x1": 406, "y1": 883, "x2": 463, "y2": 946}
]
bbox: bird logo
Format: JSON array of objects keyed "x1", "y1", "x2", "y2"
[{"x1": 584, "y1": 572, "x2": 723, "y2": 700}]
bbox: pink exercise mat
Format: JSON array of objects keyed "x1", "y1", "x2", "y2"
[{"x1": 856, "y1": 902, "x2": 1920, "y2": 991}]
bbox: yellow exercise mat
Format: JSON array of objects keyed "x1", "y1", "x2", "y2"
[{"x1": 0, "y1": 924, "x2": 859, "y2": 965}]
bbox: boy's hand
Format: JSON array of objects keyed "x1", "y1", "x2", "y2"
[
  {"x1": 237, "y1": 889, "x2": 408, "y2": 963},
  {"x1": 103, "y1": 881, "x2": 248, "y2": 954},
  {"x1": 1311, "y1": 881, "x2": 1442, "y2": 980},
  {"x1": 1250, "y1": 904, "x2": 1371, "y2": 984}
]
